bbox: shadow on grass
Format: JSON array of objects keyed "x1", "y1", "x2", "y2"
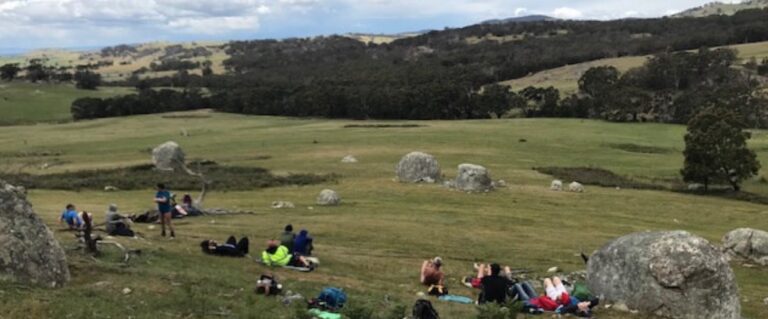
[{"x1": 0, "y1": 162, "x2": 336, "y2": 191}]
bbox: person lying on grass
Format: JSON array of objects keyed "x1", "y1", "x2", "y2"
[
  {"x1": 510, "y1": 277, "x2": 599, "y2": 317},
  {"x1": 473, "y1": 263, "x2": 516, "y2": 304},
  {"x1": 261, "y1": 239, "x2": 315, "y2": 269},
  {"x1": 420, "y1": 257, "x2": 445, "y2": 286},
  {"x1": 201, "y1": 236, "x2": 249, "y2": 257},
  {"x1": 60, "y1": 203, "x2": 82, "y2": 230}
]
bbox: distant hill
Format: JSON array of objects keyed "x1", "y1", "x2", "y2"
[
  {"x1": 481, "y1": 15, "x2": 558, "y2": 24},
  {"x1": 673, "y1": 0, "x2": 768, "y2": 17},
  {"x1": 344, "y1": 31, "x2": 428, "y2": 44}
]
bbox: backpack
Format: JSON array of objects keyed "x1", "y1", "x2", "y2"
[
  {"x1": 412, "y1": 299, "x2": 440, "y2": 319},
  {"x1": 317, "y1": 287, "x2": 347, "y2": 310},
  {"x1": 571, "y1": 282, "x2": 592, "y2": 301}
]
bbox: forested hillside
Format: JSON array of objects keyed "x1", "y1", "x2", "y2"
[{"x1": 64, "y1": 9, "x2": 768, "y2": 122}]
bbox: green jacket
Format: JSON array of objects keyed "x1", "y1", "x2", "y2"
[{"x1": 262, "y1": 245, "x2": 292, "y2": 266}]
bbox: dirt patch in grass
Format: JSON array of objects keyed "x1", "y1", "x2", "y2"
[
  {"x1": 606, "y1": 143, "x2": 674, "y2": 154},
  {"x1": 343, "y1": 124, "x2": 426, "y2": 128},
  {"x1": 0, "y1": 162, "x2": 335, "y2": 191},
  {"x1": 534, "y1": 166, "x2": 664, "y2": 190}
]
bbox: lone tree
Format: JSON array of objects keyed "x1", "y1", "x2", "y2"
[
  {"x1": 74, "y1": 70, "x2": 101, "y2": 90},
  {"x1": 681, "y1": 106, "x2": 760, "y2": 191}
]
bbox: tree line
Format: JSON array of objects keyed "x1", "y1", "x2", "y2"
[
  {"x1": 71, "y1": 8, "x2": 768, "y2": 120},
  {"x1": 0, "y1": 59, "x2": 102, "y2": 90}
]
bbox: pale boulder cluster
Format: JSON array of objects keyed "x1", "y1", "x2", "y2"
[
  {"x1": 550, "y1": 179, "x2": 584, "y2": 193},
  {"x1": 395, "y1": 151, "x2": 499, "y2": 193}
]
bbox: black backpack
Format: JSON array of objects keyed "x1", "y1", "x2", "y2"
[{"x1": 412, "y1": 299, "x2": 440, "y2": 319}]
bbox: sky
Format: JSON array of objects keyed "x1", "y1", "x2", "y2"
[{"x1": 0, "y1": 0, "x2": 749, "y2": 52}]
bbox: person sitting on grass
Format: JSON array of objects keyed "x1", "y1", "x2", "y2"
[
  {"x1": 60, "y1": 204, "x2": 82, "y2": 230},
  {"x1": 477, "y1": 263, "x2": 515, "y2": 304},
  {"x1": 293, "y1": 229, "x2": 314, "y2": 256},
  {"x1": 105, "y1": 204, "x2": 135, "y2": 237},
  {"x1": 420, "y1": 257, "x2": 445, "y2": 286},
  {"x1": 261, "y1": 239, "x2": 315, "y2": 269},
  {"x1": 279, "y1": 224, "x2": 296, "y2": 253},
  {"x1": 510, "y1": 277, "x2": 599, "y2": 317},
  {"x1": 200, "y1": 236, "x2": 249, "y2": 257}
]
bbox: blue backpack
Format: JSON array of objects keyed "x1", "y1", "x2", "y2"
[{"x1": 317, "y1": 287, "x2": 347, "y2": 310}]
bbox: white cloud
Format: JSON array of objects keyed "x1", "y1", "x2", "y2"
[
  {"x1": 168, "y1": 16, "x2": 260, "y2": 34},
  {"x1": 0, "y1": 0, "x2": 740, "y2": 50},
  {"x1": 552, "y1": 7, "x2": 583, "y2": 19}
]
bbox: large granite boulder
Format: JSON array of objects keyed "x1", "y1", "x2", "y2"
[
  {"x1": 723, "y1": 228, "x2": 768, "y2": 265},
  {"x1": 152, "y1": 141, "x2": 185, "y2": 171},
  {"x1": 316, "y1": 189, "x2": 341, "y2": 206},
  {"x1": 454, "y1": 164, "x2": 493, "y2": 192},
  {"x1": 0, "y1": 180, "x2": 70, "y2": 287},
  {"x1": 587, "y1": 231, "x2": 739, "y2": 319},
  {"x1": 395, "y1": 152, "x2": 441, "y2": 183}
]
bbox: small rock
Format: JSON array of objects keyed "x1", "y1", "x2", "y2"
[
  {"x1": 496, "y1": 179, "x2": 507, "y2": 188},
  {"x1": 210, "y1": 220, "x2": 216, "y2": 224},
  {"x1": 271, "y1": 201, "x2": 295, "y2": 209},
  {"x1": 613, "y1": 302, "x2": 630, "y2": 312},
  {"x1": 122, "y1": 287, "x2": 132, "y2": 295},
  {"x1": 341, "y1": 155, "x2": 358, "y2": 163},
  {"x1": 104, "y1": 185, "x2": 119, "y2": 192},
  {"x1": 547, "y1": 266, "x2": 559, "y2": 273},
  {"x1": 307, "y1": 206, "x2": 314, "y2": 210},
  {"x1": 148, "y1": 225, "x2": 156, "y2": 230},
  {"x1": 763, "y1": 297, "x2": 768, "y2": 305},
  {"x1": 316, "y1": 189, "x2": 341, "y2": 206}
]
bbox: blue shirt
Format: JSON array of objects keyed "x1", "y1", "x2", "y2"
[
  {"x1": 156, "y1": 190, "x2": 171, "y2": 212},
  {"x1": 61, "y1": 209, "x2": 81, "y2": 227}
]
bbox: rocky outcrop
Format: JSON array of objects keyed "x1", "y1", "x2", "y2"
[
  {"x1": 454, "y1": 164, "x2": 493, "y2": 192},
  {"x1": 152, "y1": 141, "x2": 185, "y2": 171},
  {"x1": 0, "y1": 180, "x2": 70, "y2": 287},
  {"x1": 316, "y1": 189, "x2": 341, "y2": 206},
  {"x1": 723, "y1": 228, "x2": 768, "y2": 266},
  {"x1": 395, "y1": 152, "x2": 440, "y2": 183},
  {"x1": 587, "y1": 231, "x2": 740, "y2": 319}
]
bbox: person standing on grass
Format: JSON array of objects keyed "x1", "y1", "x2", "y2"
[{"x1": 154, "y1": 183, "x2": 175, "y2": 238}]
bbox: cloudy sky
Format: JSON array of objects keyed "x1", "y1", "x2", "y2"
[{"x1": 0, "y1": 0, "x2": 747, "y2": 52}]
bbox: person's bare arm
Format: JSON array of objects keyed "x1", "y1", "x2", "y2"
[{"x1": 420, "y1": 260, "x2": 429, "y2": 283}]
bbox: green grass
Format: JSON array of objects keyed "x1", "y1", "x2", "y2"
[
  {"x1": 1, "y1": 112, "x2": 768, "y2": 318},
  {"x1": 0, "y1": 82, "x2": 133, "y2": 124}
]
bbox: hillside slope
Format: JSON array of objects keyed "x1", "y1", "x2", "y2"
[
  {"x1": 500, "y1": 41, "x2": 768, "y2": 94},
  {"x1": 674, "y1": 0, "x2": 768, "y2": 17}
]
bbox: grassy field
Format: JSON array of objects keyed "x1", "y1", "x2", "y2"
[
  {"x1": 0, "y1": 82, "x2": 133, "y2": 125},
  {"x1": 500, "y1": 41, "x2": 768, "y2": 94},
  {"x1": 0, "y1": 111, "x2": 767, "y2": 318}
]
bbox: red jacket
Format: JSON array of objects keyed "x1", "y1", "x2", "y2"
[{"x1": 528, "y1": 292, "x2": 570, "y2": 311}]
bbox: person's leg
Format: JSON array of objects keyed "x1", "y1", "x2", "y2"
[
  {"x1": 544, "y1": 278, "x2": 559, "y2": 300},
  {"x1": 511, "y1": 283, "x2": 532, "y2": 301},
  {"x1": 160, "y1": 212, "x2": 166, "y2": 237},
  {"x1": 164, "y1": 213, "x2": 175, "y2": 238},
  {"x1": 552, "y1": 277, "x2": 567, "y2": 296},
  {"x1": 237, "y1": 237, "x2": 249, "y2": 255},
  {"x1": 475, "y1": 263, "x2": 486, "y2": 280},
  {"x1": 521, "y1": 282, "x2": 537, "y2": 299},
  {"x1": 226, "y1": 236, "x2": 237, "y2": 246}
]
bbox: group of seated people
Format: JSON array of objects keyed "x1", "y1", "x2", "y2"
[
  {"x1": 60, "y1": 203, "x2": 136, "y2": 237},
  {"x1": 419, "y1": 258, "x2": 599, "y2": 317}
]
